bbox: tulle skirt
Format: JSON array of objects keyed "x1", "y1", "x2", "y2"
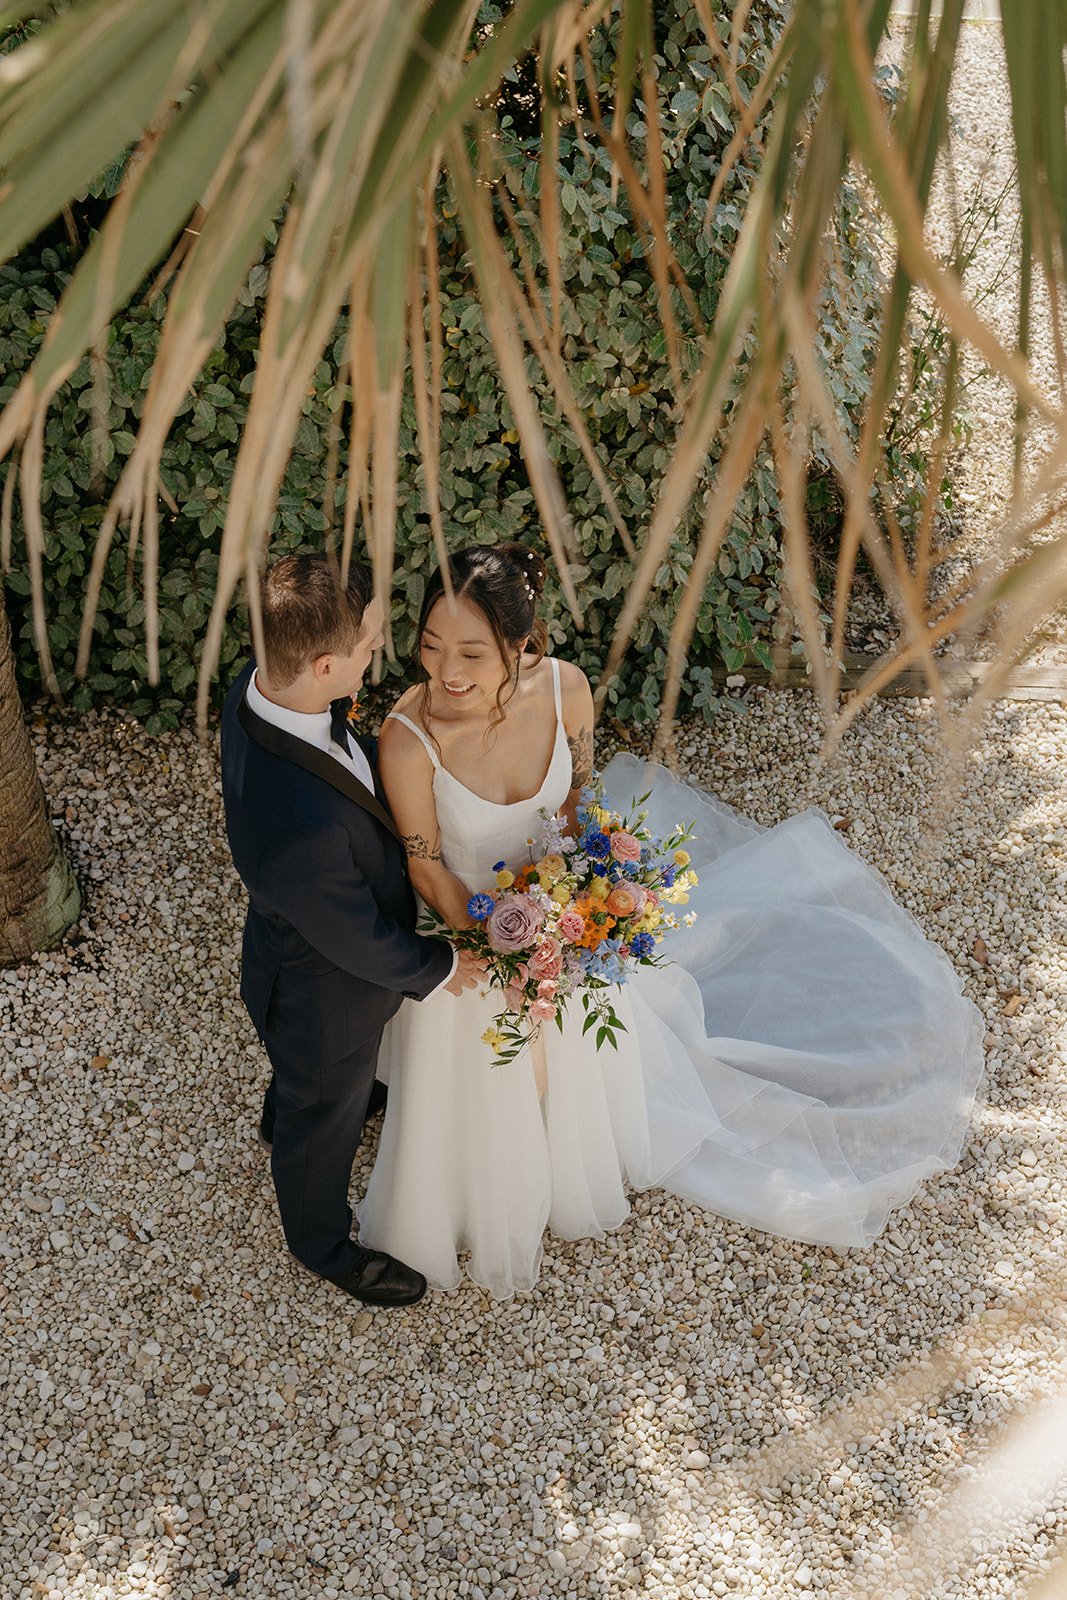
[{"x1": 358, "y1": 755, "x2": 984, "y2": 1298}]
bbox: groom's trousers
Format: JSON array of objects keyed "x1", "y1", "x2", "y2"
[{"x1": 260, "y1": 1027, "x2": 385, "y2": 1282}]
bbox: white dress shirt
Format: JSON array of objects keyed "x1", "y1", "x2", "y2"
[
  {"x1": 246, "y1": 669, "x2": 376, "y2": 790},
  {"x1": 245, "y1": 670, "x2": 456, "y2": 995}
]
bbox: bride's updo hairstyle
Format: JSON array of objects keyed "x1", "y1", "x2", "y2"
[{"x1": 416, "y1": 543, "x2": 549, "y2": 732}]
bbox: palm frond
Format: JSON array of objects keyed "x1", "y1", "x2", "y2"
[{"x1": 0, "y1": 0, "x2": 1065, "y2": 749}]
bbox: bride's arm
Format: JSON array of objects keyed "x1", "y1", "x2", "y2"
[
  {"x1": 378, "y1": 717, "x2": 476, "y2": 929},
  {"x1": 557, "y1": 661, "x2": 596, "y2": 836}
]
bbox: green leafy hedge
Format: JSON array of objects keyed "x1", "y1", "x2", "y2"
[{"x1": 1, "y1": 1, "x2": 936, "y2": 732}]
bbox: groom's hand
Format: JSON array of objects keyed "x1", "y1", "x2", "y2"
[{"x1": 444, "y1": 948, "x2": 485, "y2": 996}]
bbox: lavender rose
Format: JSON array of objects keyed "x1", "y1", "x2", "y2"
[{"x1": 486, "y1": 893, "x2": 544, "y2": 954}]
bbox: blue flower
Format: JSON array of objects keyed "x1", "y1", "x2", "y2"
[
  {"x1": 583, "y1": 830, "x2": 610, "y2": 860},
  {"x1": 590, "y1": 861, "x2": 608, "y2": 877},
  {"x1": 492, "y1": 861, "x2": 506, "y2": 873},
  {"x1": 630, "y1": 931, "x2": 655, "y2": 959},
  {"x1": 660, "y1": 865, "x2": 677, "y2": 889},
  {"x1": 467, "y1": 893, "x2": 495, "y2": 921}
]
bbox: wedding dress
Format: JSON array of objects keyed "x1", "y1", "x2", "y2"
[{"x1": 358, "y1": 659, "x2": 984, "y2": 1299}]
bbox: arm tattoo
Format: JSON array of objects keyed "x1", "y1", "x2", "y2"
[
  {"x1": 401, "y1": 832, "x2": 442, "y2": 862},
  {"x1": 567, "y1": 726, "x2": 594, "y2": 789}
]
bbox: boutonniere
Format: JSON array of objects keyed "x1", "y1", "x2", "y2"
[{"x1": 346, "y1": 700, "x2": 364, "y2": 726}]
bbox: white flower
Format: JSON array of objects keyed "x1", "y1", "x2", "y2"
[{"x1": 538, "y1": 811, "x2": 568, "y2": 854}]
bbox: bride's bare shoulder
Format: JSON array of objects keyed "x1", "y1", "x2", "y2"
[
  {"x1": 380, "y1": 688, "x2": 430, "y2": 756},
  {"x1": 554, "y1": 657, "x2": 592, "y2": 696},
  {"x1": 552, "y1": 657, "x2": 595, "y2": 724},
  {"x1": 524, "y1": 654, "x2": 590, "y2": 697}
]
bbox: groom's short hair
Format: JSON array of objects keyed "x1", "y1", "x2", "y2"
[{"x1": 260, "y1": 555, "x2": 373, "y2": 687}]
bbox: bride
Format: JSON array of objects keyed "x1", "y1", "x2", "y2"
[{"x1": 358, "y1": 543, "x2": 984, "y2": 1298}]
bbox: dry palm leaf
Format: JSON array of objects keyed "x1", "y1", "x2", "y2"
[{"x1": 0, "y1": 0, "x2": 1063, "y2": 746}]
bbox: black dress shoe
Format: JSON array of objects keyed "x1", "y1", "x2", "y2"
[{"x1": 328, "y1": 1247, "x2": 427, "y2": 1307}]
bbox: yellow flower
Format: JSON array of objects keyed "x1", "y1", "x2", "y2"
[
  {"x1": 595, "y1": 806, "x2": 613, "y2": 828},
  {"x1": 551, "y1": 884, "x2": 572, "y2": 907},
  {"x1": 481, "y1": 1025, "x2": 507, "y2": 1052},
  {"x1": 673, "y1": 849, "x2": 690, "y2": 867},
  {"x1": 686, "y1": 870, "x2": 698, "y2": 887},
  {"x1": 588, "y1": 876, "x2": 611, "y2": 902},
  {"x1": 536, "y1": 854, "x2": 567, "y2": 882},
  {"x1": 495, "y1": 869, "x2": 515, "y2": 889}
]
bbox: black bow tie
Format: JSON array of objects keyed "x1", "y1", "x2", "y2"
[{"x1": 329, "y1": 697, "x2": 354, "y2": 754}]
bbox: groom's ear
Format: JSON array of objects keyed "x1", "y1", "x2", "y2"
[{"x1": 310, "y1": 651, "x2": 335, "y2": 686}]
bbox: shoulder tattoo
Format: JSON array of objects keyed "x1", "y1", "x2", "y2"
[
  {"x1": 401, "y1": 832, "x2": 442, "y2": 862},
  {"x1": 566, "y1": 725, "x2": 594, "y2": 789}
]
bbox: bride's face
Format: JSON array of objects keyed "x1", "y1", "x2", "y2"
[{"x1": 420, "y1": 595, "x2": 518, "y2": 711}]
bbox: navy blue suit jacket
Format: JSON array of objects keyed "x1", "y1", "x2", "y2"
[{"x1": 220, "y1": 662, "x2": 452, "y2": 1069}]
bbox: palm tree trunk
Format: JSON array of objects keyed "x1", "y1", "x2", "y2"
[{"x1": 0, "y1": 592, "x2": 80, "y2": 964}]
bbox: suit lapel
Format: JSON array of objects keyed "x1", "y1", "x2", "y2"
[{"x1": 237, "y1": 693, "x2": 403, "y2": 844}]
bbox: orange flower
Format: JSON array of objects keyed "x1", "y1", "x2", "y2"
[
  {"x1": 578, "y1": 912, "x2": 617, "y2": 950},
  {"x1": 605, "y1": 883, "x2": 642, "y2": 919}
]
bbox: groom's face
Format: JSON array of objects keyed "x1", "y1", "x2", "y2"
[{"x1": 322, "y1": 595, "x2": 384, "y2": 700}]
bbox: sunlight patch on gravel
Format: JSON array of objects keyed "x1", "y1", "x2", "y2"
[{"x1": 1, "y1": 687, "x2": 1064, "y2": 1600}]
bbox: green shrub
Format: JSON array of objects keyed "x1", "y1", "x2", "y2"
[{"x1": 0, "y1": 1, "x2": 938, "y2": 732}]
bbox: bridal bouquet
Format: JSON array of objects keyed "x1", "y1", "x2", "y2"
[{"x1": 423, "y1": 779, "x2": 698, "y2": 1066}]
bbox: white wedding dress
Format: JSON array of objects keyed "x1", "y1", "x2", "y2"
[{"x1": 358, "y1": 660, "x2": 984, "y2": 1298}]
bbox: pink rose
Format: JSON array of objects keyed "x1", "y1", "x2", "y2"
[
  {"x1": 528, "y1": 935, "x2": 564, "y2": 981},
  {"x1": 557, "y1": 909, "x2": 585, "y2": 943},
  {"x1": 537, "y1": 978, "x2": 558, "y2": 1000},
  {"x1": 486, "y1": 894, "x2": 544, "y2": 954},
  {"x1": 529, "y1": 997, "x2": 556, "y2": 1021},
  {"x1": 609, "y1": 830, "x2": 642, "y2": 864}
]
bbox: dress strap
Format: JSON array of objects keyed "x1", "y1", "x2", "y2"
[
  {"x1": 385, "y1": 711, "x2": 441, "y2": 769},
  {"x1": 549, "y1": 656, "x2": 563, "y2": 726}
]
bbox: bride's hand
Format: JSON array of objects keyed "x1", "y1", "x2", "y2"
[{"x1": 444, "y1": 948, "x2": 485, "y2": 995}]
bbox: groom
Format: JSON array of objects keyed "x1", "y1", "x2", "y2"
[{"x1": 220, "y1": 554, "x2": 480, "y2": 1307}]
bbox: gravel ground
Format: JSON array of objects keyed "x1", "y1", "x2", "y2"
[
  {"x1": 5, "y1": 17, "x2": 1067, "y2": 1600},
  {"x1": 3, "y1": 686, "x2": 1066, "y2": 1600},
  {"x1": 881, "y1": 17, "x2": 1067, "y2": 668}
]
